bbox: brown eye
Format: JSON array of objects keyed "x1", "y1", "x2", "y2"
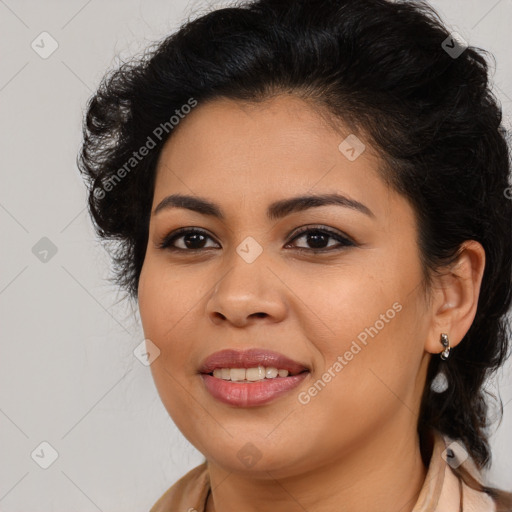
[
  {"x1": 286, "y1": 226, "x2": 355, "y2": 252},
  {"x1": 158, "y1": 228, "x2": 220, "y2": 251}
]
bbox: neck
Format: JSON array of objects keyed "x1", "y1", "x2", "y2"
[{"x1": 205, "y1": 423, "x2": 428, "y2": 512}]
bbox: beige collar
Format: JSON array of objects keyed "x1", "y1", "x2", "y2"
[{"x1": 412, "y1": 430, "x2": 496, "y2": 512}]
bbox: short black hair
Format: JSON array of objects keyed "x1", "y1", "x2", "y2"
[{"x1": 78, "y1": 0, "x2": 512, "y2": 492}]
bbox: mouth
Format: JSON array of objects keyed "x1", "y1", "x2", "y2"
[
  {"x1": 203, "y1": 366, "x2": 308, "y2": 380},
  {"x1": 198, "y1": 348, "x2": 310, "y2": 375},
  {"x1": 198, "y1": 348, "x2": 310, "y2": 407}
]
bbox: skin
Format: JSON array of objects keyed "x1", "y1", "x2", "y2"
[{"x1": 137, "y1": 94, "x2": 485, "y2": 512}]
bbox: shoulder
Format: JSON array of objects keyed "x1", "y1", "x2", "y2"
[
  {"x1": 150, "y1": 462, "x2": 210, "y2": 512},
  {"x1": 461, "y1": 479, "x2": 499, "y2": 511},
  {"x1": 434, "y1": 432, "x2": 501, "y2": 512},
  {"x1": 415, "y1": 430, "x2": 500, "y2": 511}
]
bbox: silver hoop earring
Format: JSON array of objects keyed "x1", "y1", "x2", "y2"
[{"x1": 440, "y1": 333, "x2": 450, "y2": 360}]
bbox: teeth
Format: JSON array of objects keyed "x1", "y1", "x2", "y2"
[
  {"x1": 265, "y1": 367, "x2": 278, "y2": 379},
  {"x1": 212, "y1": 366, "x2": 291, "y2": 381},
  {"x1": 246, "y1": 366, "x2": 266, "y2": 381},
  {"x1": 230, "y1": 368, "x2": 246, "y2": 382}
]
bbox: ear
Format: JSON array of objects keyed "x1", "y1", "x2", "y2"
[{"x1": 424, "y1": 240, "x2": 486, "y2": 355}]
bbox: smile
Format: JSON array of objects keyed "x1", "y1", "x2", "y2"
[{"x1": 201, "y1": 371, "x2": 309, "y2": 407}]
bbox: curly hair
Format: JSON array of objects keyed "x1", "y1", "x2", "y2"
[{"x1": 78, "y1": 0, "x2": 512, "y2": 500}]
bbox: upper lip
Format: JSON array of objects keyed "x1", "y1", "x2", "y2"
[{"x1": 198, "y1": 348, "x2": 310, "y2": 375}]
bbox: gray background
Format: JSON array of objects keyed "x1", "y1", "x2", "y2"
[{"x1": 0, "y1": 1, "x2": 511, "y2": 510}]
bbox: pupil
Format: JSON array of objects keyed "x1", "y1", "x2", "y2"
[
  {"x1": 307, "y1": 231, "x2": 328, "y2": 249},
  {"x1": 185, "y1": 233, "x2": 206, "y2": 249}
]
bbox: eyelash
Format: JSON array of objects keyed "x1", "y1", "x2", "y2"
[{"x1": 157, "y1": 225, "x2": 356, "y2": 253}]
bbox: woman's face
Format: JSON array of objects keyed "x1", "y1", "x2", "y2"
[{"x1": 138, "y1": 94, "x2": 434, "y2": 477}]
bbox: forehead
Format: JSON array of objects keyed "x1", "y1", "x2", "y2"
[{"x1": 154, "y1": 95, "x2": 381, "y2": 190}]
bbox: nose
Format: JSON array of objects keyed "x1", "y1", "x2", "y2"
[{"x1": 205, "y1": 249, "x2": 287, "y2": 328}]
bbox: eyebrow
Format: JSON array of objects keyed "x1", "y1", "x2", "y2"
[{"x1": 153, "y1": 192, "x2": 375, "y2": 220}]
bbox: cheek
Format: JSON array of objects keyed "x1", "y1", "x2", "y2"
[
  {"x1": 138, "y1": 262, "x2": 208, "y2": 434},
  {"x1": 138, "y1": 258, "x2": 199, "y2": 344},
  {"x1": 290, "y1": 262, "x2": 406, "y2": 352},
  {"x1": 298, "y1": 260, "x2": 426, "y2": 404}
]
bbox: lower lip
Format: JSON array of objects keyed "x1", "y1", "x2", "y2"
[{"x1": 200, "y1": 372, "x2": 309, "y2": 407}]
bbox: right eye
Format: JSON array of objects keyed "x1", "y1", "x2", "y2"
[{"x1": 157, "y1": 228, "x2": 220, "y2": 251}]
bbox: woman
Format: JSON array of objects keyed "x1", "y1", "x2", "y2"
[{"x1": 78, "y1": 0, "x2": 512, "y2": 510}]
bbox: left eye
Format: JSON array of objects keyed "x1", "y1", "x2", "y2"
[
  {"x1": 158, "y1": 226, "x2": 355, "y2": 252},
  {"x1": 286, "y1": 227, "x2": 355, "y2": 251}
]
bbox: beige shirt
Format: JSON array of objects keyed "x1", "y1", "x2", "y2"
[{"x1": 150, "y1": 432, "x2": 496, "y2": 512}]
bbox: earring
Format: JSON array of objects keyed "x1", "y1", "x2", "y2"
[
  {"x1": 431, "y1": 333, "x2": 451, "y2": 393},
  {"x1": 431, "y1": 368, "x2": 449, "y2": 393},
  {"x1": 440, "y1": 333, "x2": 450, "y2": 360}
]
